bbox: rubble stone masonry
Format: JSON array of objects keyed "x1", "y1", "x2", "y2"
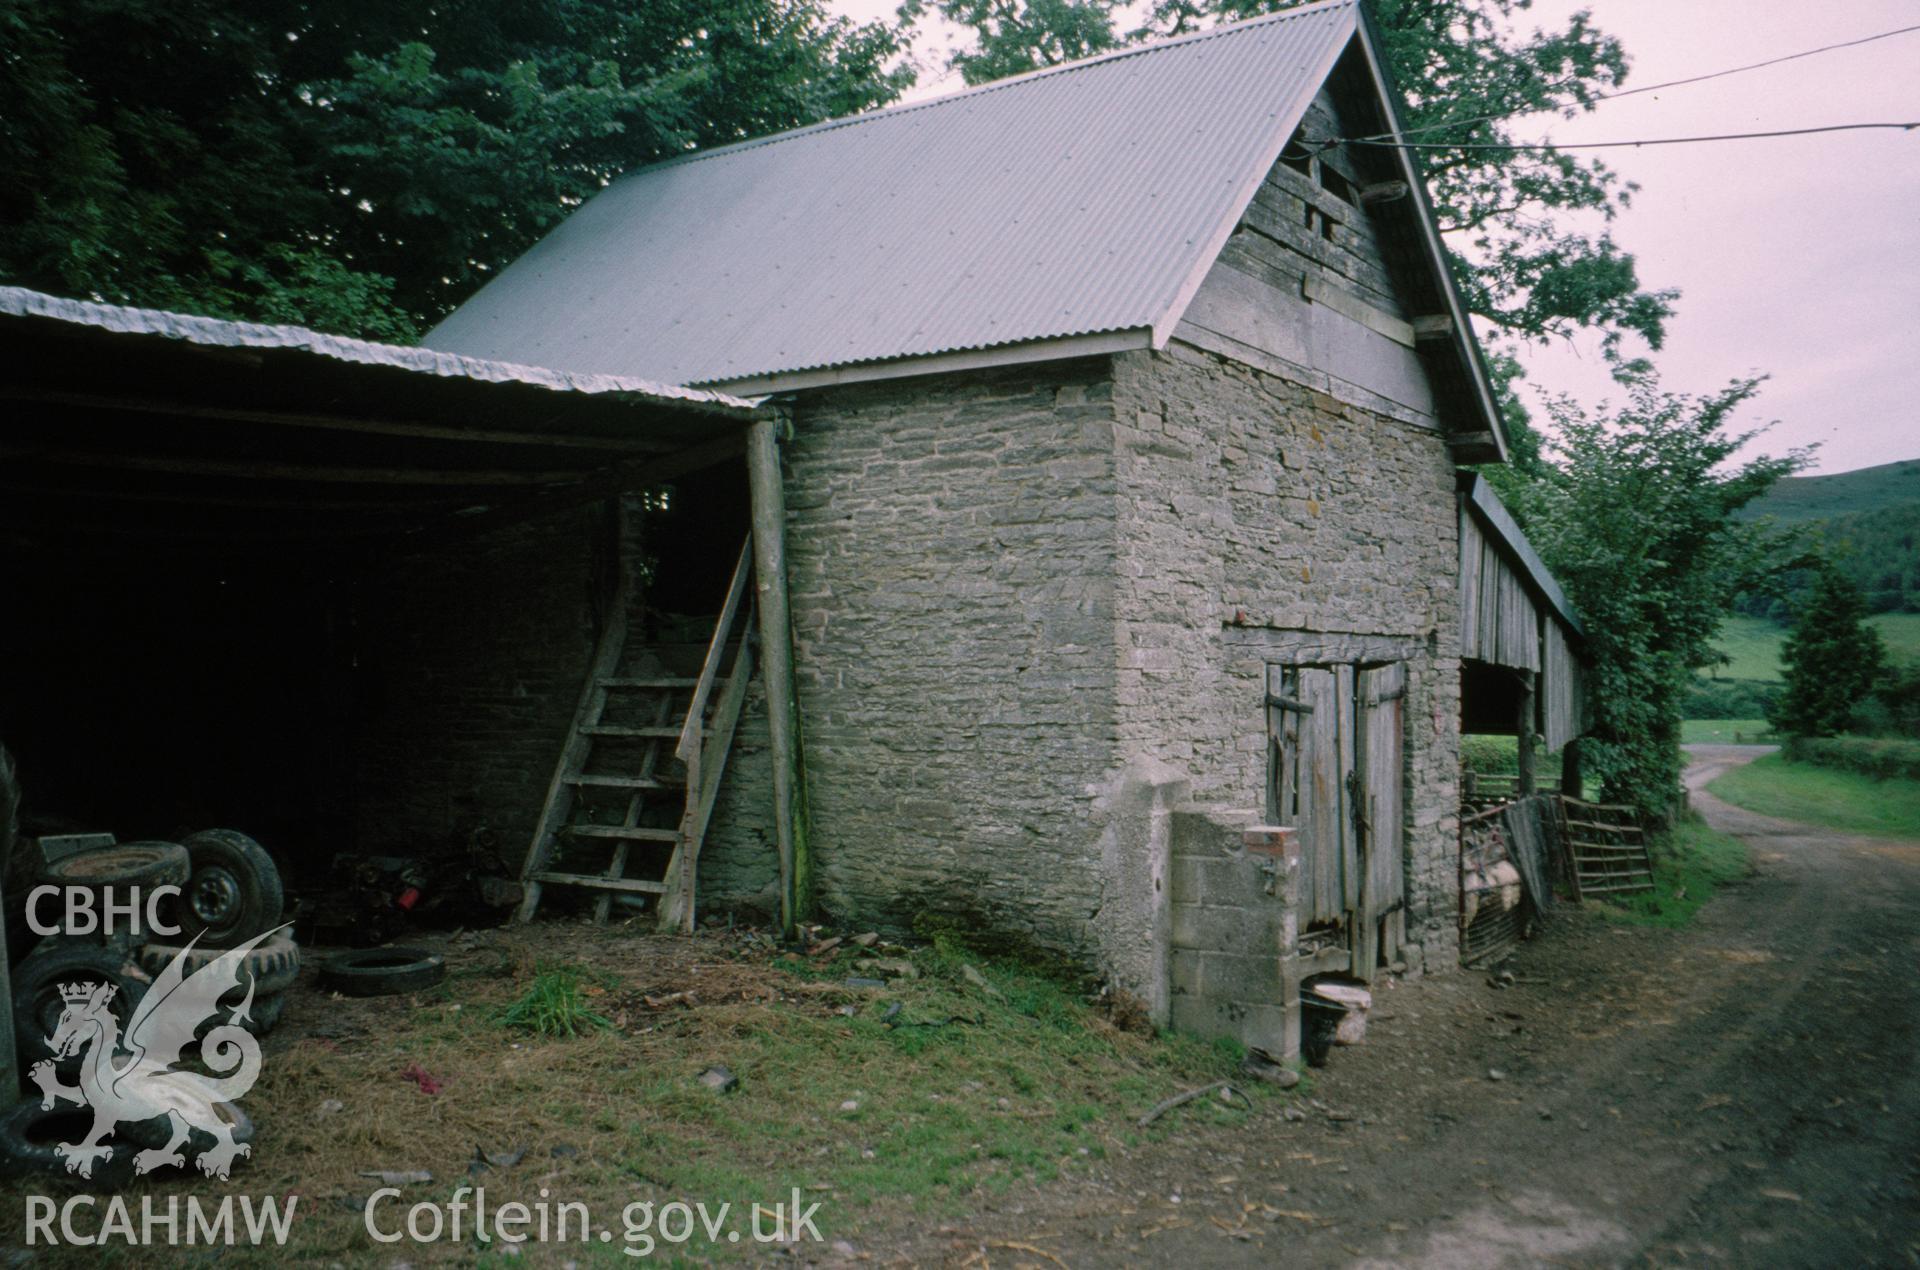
[{"x1": 701, "y1": 341, "x2": 1462, "y2": 1005}]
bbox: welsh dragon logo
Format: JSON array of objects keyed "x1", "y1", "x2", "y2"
[{"x1": 28, "y1": 927, "x2": 283, "y2": 1181}]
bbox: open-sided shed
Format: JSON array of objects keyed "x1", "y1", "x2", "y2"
[
  {"x1": 1457, "y1": 473, "x2": 1587, "y2": 791},
  {"x1": 0, "y1": 287, "x2": 792, "y2": 922}
]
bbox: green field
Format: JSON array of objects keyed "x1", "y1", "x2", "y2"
[
  {"x1": 1703, "y1": 616, "x2": 1790, "y2": 681},
  {"x1": 1680, "y1": 719, "x2": 1772, "y2": 744},
  {"x1": 1706, "y1": 751, "x2": 1920, "y2": 838},
  {"x1": 1702, "y1": 612, "x2": 1920, "y2": 683}
]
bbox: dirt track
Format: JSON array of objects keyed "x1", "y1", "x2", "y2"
[{"x1": 890, "y1": 747, "x2": 1920, "y2": 1267}]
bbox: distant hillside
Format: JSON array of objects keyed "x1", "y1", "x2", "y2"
[
  {"x1": 1740, "y1": 458, "x2": 1920, "y2": 525},
  {"x1": 1738, "y1": 458, "x2": 1920, "y2": 615}
]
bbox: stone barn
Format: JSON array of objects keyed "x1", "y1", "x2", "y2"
[{"x1": 425, "y1": 0, "x2": 1516, "y2": 1052}]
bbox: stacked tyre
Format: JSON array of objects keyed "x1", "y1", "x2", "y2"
[
  {"x1": 5, "y1": 842, "x2": 179, "y2": 1190},
  {"x1": 9, "y1": 842, "x2": 189, "y2": 1081},
  {"x1": 9, "y1": 830, "x2": 297, "y2": 1064},
  {"x1": 143, "y1": 829, "x2": 298, "y2": 1036}
]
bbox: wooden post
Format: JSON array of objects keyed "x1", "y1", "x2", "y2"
[
  {"x1": 746, "y1": 413, "x2": 811, "y2": 939},
  {"x1": 1560, "y1": 738, "x2": 1583, "y2": 800},
  {"x1": 1515, "y1": 669, "x2": 1537, "y2": 796}
]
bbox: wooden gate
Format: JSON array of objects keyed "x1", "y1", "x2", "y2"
[{"x1": 1268, "y1": 661, "x2": 1406, "y2": 981}]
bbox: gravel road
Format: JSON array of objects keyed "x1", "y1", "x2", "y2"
[{"x1": 886, "y1": 746, "x2": 1920, "y2": 1267}]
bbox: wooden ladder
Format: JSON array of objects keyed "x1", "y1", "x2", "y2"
[{"x1": 514, "y1": 538, "x2": 756, "y2": 931}]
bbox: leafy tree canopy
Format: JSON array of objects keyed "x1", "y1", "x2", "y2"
[
  {"x1": 0, "y1": 0, "x2": 912, "y2": 339},
  {"x1": 917, "y1": 0, "x2": 1677, "y2": 360},
  {"x1": 1770, "y1": 565, "x2": 1887, "y2": 739},
  {"x1": 1492, "y1": 367, "x2": 1807, "y2": 817}
]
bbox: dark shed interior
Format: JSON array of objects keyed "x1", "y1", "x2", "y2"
[{"x1": 0, "y1": 293, "x2": 754, "y2": 922}]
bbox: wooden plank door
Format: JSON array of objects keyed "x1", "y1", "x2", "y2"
[
  {"x1": 1273, "y1": 665, "x2": 1354, "y2": 928},
  {"x1": 1355, "y1": 663, "x2": 1407, "y2": 979}
]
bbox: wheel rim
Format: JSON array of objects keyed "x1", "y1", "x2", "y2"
[{"x1": 190, "y1": 867, "x2": 243, "y2": 928}]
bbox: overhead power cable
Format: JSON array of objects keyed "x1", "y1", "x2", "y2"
[
  {"x1": 1340, "y1": 22, "x2": 1920, "y2": 146},
  {"x1": 1342, "y1": 121, "x2": 1920, "y2": 153}
]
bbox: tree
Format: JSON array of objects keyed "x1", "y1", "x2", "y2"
[
  {"x1": 0, "y1": 0, "x2": 913, "y2": 338},
  {"x1": 1497, "y1": 366, "x2": 1806, "y2": 818},
  {"x1": 908, "y1": 0, "x2": 1123, "y2": 83},
  {"x1": 921, "y1": 0, "x2": 1676, "y2": 357},
  {"x1": 1770, "y1": 565, "x2": 1887, "y2": 738}
]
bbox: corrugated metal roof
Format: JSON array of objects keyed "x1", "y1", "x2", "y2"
[
  {"x1": 424, "y1": 0, "x2": 1360, "y2": 387},
  {"x1": 0, "y1": 285, "x2": 757, "y2": 415}
]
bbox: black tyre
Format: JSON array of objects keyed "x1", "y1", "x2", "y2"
[
  {"x1": 0, "y1": 1097, "x2": 170, "y2": 1191},
  {"x1": 317, "y1": 947, "x2": 445, "y2": 997},
  {"x1": 246, "y1": 991, "x2": 287, "y2": 1036},
  {"x1": 10, "y1": 941, "x2": 151, "y2": 1072},
  {"x1": 171, "y1": 829, "x2": 284, "y2": 948},
  {"x1": 37, "y1": 840, "x2": 189, "y2": 891},
  {"x1": 137, "y1": 928, "x2": 301, "y2": 995}
]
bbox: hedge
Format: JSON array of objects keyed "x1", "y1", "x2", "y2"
[{"x1": 1782, "y1": 735, "x2": 1920, "y2": 782}]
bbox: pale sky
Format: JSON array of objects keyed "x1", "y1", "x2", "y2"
[{"x1": 832, "y1": 0, "x2": 1920, "y2": 475}]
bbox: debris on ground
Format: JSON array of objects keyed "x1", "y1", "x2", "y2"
[
  {"x1": 399, "y1": 1063, "x2": 444, "y2": 1095},
  {"x1": 359, "y1": 1169, "x2": 433, "y2": 1185},
  {"x1": 1241, "y1": 1046, "x2": 1302, "y2": 1089},
  {"x1": 642, "y1": 990, "x2": 697, "y2": 1010},
  {"x1": 698, "y1": 1065, "x2": 740, "y2": 1093},
  {"x1": 469, "y1": 1143, "x2": 528, "y2": 1174},
  {"x1": 960, "y1": 963, "x2": 1003, "y2": 997},
  {"x1": 1138, "y1": 1081, "x2": 1251, "y2": 1127}
]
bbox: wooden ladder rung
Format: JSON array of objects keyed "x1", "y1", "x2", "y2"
[
  {"x1": 580, "y1": 725, "x2": 706, "y2": 739},
  {"x1": 566, "y1": 825, "x2": 681, "y2": 843},
  {"x1": 567, "y1": 774, "x2": 678, "y2": 790},
  {"x1": 532, "y1": 872, "x2": 666, "y2": 894},
  {"x1": 597, "y1": 677, "x2": 700, "y2": 689}
]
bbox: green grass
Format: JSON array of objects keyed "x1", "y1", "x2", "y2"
[
  {"x1": 1680, "y1": 718, "x2": 1773, "y2": 744},
  {"x1": 1704, "y1": 615, "x2": 1788, "y2": 681},
  {"x1": 1587, "y1": 813, "x2": 1750, "y2": 928},
  {"x1": 1869, "y1": 612, "x2": 1920, "y2": 666},
  {"x1": 1707, "y1": 750, "x2": 1920, "y2": 838},
  {"x1": 499, "y1": 963, "x2": 614, "y2": 1037},
  {"x1": 21, "y1": 933, "x2": 1280, "y2": 1265},
  {"x1": 1702, "y1": 612, "x2": 1920, "y2": 685}
]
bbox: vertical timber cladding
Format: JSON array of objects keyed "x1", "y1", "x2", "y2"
[
  {"x1": 1542, "y1": 618, "x2": 1582, "y2": 753},
  {"x1": 1459, "y1": 513, "x2": 1542, "y2": 672}
]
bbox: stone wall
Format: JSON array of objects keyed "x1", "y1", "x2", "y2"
[
  {"x1": 701, "y1": 338, "x2": 1464, "y2": 980},
  {"x1": 348, "y1": 504, "x2": 609, "y2": 863},
  {"x1": 1110, "y1": 341, "x2": 1463, "y2": 972},
  {"x1": 701, "y1": 360, "x2": 1128, "y2": 958}
]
